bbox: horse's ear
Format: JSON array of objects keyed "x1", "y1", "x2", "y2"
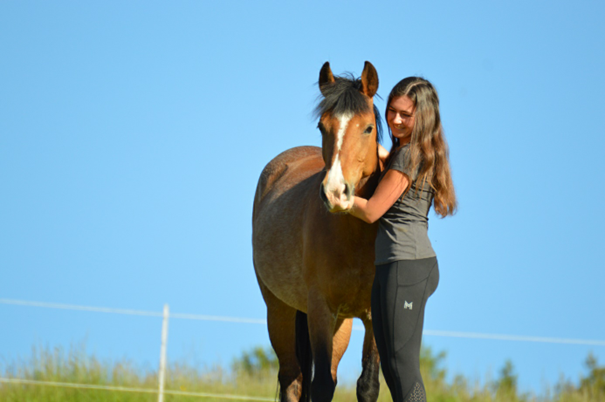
[
  {"x1": 319, "y1": 62, "x2": 335, "y2": 95},
  {"x1": 361, "y1": 61, "x2": 378, "y2": 98}
]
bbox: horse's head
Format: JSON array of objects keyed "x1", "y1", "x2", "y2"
[{"x1": 316, "y1": 61, "x2": 380, "y2": 213}]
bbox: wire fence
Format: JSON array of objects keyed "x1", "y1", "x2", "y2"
[
  {"x1": 0, "y1": 378, "x2": 275, "y2": 401},
  {"x1": 2, "y1": 297, "x2": 605, "y2": 400}
]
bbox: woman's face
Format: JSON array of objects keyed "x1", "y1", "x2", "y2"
[{"x1": 387, "y1": 95, "x2": 415, "y2": 145}]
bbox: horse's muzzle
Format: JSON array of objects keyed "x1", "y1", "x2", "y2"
[{"x1": 320, "y1": 182, "x2": 354, "y2": 213}]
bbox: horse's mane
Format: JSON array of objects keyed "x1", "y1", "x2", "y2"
[{"x1": 314, "y1": 73, "x2": 383, "y2": 143}]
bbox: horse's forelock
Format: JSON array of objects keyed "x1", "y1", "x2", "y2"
[
  {"x1": 314, "y1": 73, "x2": 382, "y2": 144},
  {"x1": 314, "y1": 74, "x2": 368, "y2": 118}
]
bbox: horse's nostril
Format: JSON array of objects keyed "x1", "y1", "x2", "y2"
[{"x1": 344, "y1": 183, "x2": 353, "y2": 199}]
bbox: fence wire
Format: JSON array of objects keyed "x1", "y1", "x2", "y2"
[
  {"x1": 3, "y1": 298, "x2": 605, "y2": 346},
  {"x1": 2, "y1": 297, "x2": 605, "y2": 400},
  {"x1": 0, "y1": 378, "x2": 274, "y2": 401}
]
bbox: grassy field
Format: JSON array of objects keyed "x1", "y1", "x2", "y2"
[{"x1": 1, "y1": 344, "x2": 603, "y2": 402}]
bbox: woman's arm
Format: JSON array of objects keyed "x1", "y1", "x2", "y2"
[
  {"x1": 349, "y1": 169, "x2": 410, "y2": 224},
  {"x1": 378, "y1": 143, "x2": 389, "y2": 163}
]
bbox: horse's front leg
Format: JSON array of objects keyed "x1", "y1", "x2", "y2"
[
  {"x1": 307, "y1": 288, "x2": 338, "y2": 402},
  {"x1": 357, "y1": 316, "x2": 381, "y2": 402}
]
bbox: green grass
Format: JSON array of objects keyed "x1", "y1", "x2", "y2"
[{"x1": 1, "y1": 344, "x2": 603, "y2": 402}]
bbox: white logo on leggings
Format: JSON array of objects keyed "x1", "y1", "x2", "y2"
[{"x1": 404, "y1": 301, "x2": 413, "y2": 310}]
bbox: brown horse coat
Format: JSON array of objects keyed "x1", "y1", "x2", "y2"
[{"x1": 253, "y1": 62, "x2": 382, "y2": 402}]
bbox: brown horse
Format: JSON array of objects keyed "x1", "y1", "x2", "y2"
[{"x1": 252, "y1": 62, "x2": 383, "y2": 402}]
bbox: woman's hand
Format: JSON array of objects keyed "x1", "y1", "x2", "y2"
[
  {"x1": 378, "y1": 144, "x2": 390, "y2": 163},
  {"x1": 349, "y1": 169, "x2": 410, "y2": 223}
]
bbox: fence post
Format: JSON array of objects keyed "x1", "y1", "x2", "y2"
[{"x1": 158, "y1": 304, "x2": 169, "y2": 402}]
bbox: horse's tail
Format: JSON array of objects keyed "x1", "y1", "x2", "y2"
[{"x1": 295, "y1": 310, "x2": 312, "y2": 402}]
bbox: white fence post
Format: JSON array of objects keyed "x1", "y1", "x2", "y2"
[{"x1": 158, "y1": 304, "x2": 169, "y2": 402}]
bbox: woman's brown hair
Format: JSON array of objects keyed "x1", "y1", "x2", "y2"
[{"x1": 386, "y1": 77, "x2": 457, "y2": 217}]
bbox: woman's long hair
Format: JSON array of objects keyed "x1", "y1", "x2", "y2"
[{"x1": 386, "y1": 77, "x2": 457, "y2": 217}]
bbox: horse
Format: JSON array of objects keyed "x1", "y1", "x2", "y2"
[{"x1": 252, "y1": 61, "x2": 384, "y2": 402}]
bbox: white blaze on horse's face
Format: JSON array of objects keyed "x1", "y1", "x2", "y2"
[
  {"x1": 323, "y1": 112, "x2": 353, "y2": 211},
  {"x1": 317, "y1": 62, "x2": 379, "y2": 213},
  {"x1": 320, "y1": 110, "x2": 376, "y2": 213}
]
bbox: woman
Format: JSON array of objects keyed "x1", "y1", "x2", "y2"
[{"x1": 349, "y1": 77, "x2": 456, "y2": 402}]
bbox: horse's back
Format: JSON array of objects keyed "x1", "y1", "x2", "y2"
[{"x1": 253, "y1": 146, "x2": 325, "y2": 311}]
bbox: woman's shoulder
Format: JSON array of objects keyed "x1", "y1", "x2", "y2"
[{"x1": 389, "y1": 144, "x2": 410, "y2": 169}]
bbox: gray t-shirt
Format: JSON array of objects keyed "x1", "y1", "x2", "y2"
[{"x1": 375, "y1": 145, "x2": 436, "y2": 264}]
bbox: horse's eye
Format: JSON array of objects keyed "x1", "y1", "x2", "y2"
[
  {"x1": 364, "y1": 125, "x2": 373, "y2": 134},
  {"x1": 317, "y1": 124, "x2": 326, "y2": 135}
]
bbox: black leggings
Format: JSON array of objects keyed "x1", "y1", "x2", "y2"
[{"x1": 371, "y1": 257, "x2": 439, "y2": 402}]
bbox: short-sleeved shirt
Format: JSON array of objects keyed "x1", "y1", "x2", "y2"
[{"x1": 375, "y1": 144, "x2": 436, "y2": 264}]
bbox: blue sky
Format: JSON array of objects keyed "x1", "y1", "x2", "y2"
[{"x1": 1, "y1": 0, "x2": 604, "y2": 395}]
